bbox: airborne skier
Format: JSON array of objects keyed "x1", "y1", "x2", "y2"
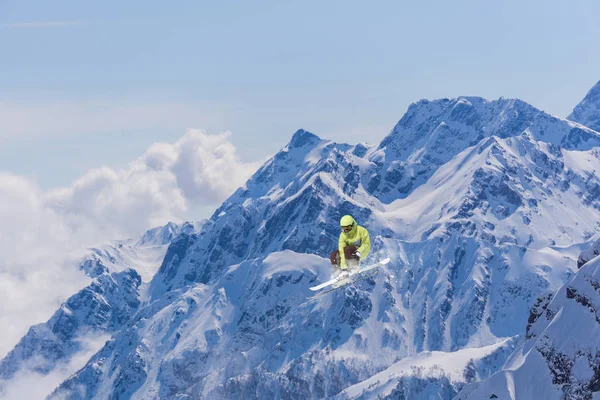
[
  {"x1": 330, "y1": 214, "x2": 371, "y2": 277},
  {"x1": 310, "y1": 216, "x2": 387, "y2": 293}
]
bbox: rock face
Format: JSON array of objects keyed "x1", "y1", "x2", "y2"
[
  {"x1": 6, "y1": 84, "x2": 600, "y2": 399},
  {"x1": 569, "y1": 80, "x2": 600, "y2": 132},
  {"x1": 578, "y1": 238, "x2": 600, "y2": 269}
]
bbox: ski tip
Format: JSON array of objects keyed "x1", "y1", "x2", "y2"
[{"x1": 380, "y1": 257, "x2": 391, "y2": 265}]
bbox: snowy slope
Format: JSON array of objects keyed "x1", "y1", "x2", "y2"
[
  {"x1": 568, "y1": 80, "x2": 600, "y2": 132},
  {"x1": 337, "y1": 337, "x2": 516, "y2": 399},
  {"x1": 51, "y1": 252, "x2": 334, "y2": 399},
  {"x1": 83, "y1": 221, "x2": 204, "y2": 282},
  {"x1": 457, "y1": 249, "x2": 600, "y2": 400}
]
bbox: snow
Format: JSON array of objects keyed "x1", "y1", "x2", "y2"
[
  {"x1": 339, "y1": 338, "x2": 513, "y2": 399},
  {"x1": 92, "y1": 241, "x2": 169, "y2": 283}
]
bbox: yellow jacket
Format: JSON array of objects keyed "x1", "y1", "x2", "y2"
[{"x1": 338, "y1": 222, "x2": 371, "y2": 269}]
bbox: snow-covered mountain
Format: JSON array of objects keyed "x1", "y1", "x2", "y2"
[
  {"x1": 5, "y1": 82, "x2": 600, "y2": 399},
  {"x1": 456, "y1": 243, "x2": 600, "y2": 400},
  {"x1": 0, "y1": 221, "x2": 202, "y2": 399},
  {"x1": 370, "y1": 96, "x2": 600, "y2": 204},
  {"x1": 569, "y1": 80, "x2": 600, "y2": 132}
]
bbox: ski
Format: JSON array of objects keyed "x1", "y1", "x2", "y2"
[
  {"x1": 315, "y1": 269, "x2": 380, "y2": 296},
  {"x1": 309, "y1": 257, "x2": 390, "y2": 291}
]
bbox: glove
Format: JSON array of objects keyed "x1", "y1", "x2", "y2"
[{"x1": 354, "y1": 251, "x2": 361, "y2": 260}]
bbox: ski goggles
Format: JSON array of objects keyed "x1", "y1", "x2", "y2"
[{"x1": 341, "y1": 224, "x2": 353, "y2": 233}]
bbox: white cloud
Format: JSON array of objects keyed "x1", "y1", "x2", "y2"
[
  {"x1": 0, "y1": 129, "x2": 261, "y2": 361},
  {"x1": 0, "y1": 173, "x2": 93, "y2": 359},
  {"x1": 169, "y1": 130, "x2": 260, "y2": 204},
  {"x1": 46, "y1": 164, "x2": 187, "y2": 239},
  {"x1": 0, "y1": 334, "x2": 110, "y2": 400},
  {"x1": 45, "y1": 129, "x2": 260, "y2": 237}
]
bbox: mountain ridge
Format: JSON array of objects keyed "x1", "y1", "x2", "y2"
[{"x1": 5, "y1": 84, "x2": 600, "y2": 399}]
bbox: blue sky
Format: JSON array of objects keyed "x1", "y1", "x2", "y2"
[{"x1": 1, "y1": 0, "x2": 600, "y2": 190}]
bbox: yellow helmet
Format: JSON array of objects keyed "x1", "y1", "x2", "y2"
[
  {"x1": 340, "y1": 215, "x2": 355, "y2": 226},
  {"x1": 340, "y1": 215, "x2": 356, "y2": 232}
]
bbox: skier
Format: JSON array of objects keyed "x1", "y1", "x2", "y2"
[{"x1": 330, "y1": 215, "x2": 371, "y2": 277}]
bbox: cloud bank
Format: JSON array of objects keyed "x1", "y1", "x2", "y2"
[
  {"x1": 47, "y1": 129, "x2": 260, "y2": 238},
  {"x1": 0, "y1": 173, "x2": 93, "y2": 360},
  {"x1": 0, "y1": 334, "x2": 110, "y2": 400}
]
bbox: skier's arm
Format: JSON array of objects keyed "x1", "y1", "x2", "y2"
[
  {"x1": 357, "y1": 229, "x2": 371, "y2": 260},
  {"x1": 339, "y1": 234, "x2": 347, "y2": 269}
]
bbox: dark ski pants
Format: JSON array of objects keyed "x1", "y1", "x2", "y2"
[{"x1": 330, "y1": 245, "x2": 359, "y2": 270}]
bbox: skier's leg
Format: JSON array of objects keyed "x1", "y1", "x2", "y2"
[
  {"x1": 330, "y1": 250, "x2": 340, "y2": 267},
  {"x1": 330, "y1": 250, "x2": 342, "y2": 277},
  {"x1": 343, "y1": 245, "x2": 360, "y2": 271}
]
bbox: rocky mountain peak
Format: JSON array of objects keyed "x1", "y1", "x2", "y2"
[
  {"x1": 568, "y1": 80, "x2": 600, "y2": 132},
  {"x1": 287, "y1": 129, "x2": 321, "y2": 149},
  {"x1": 136, "y1": 221, "x2": 181, "y2": 247}
]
